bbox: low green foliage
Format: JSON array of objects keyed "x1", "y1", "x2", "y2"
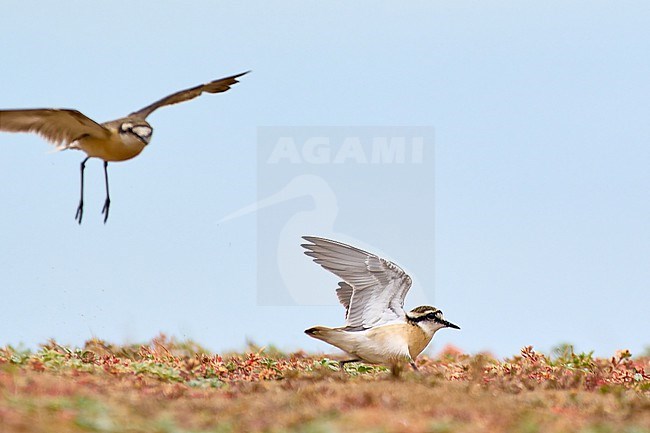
[
  {"x1": 0, "y1": 336, "x2": 648, "y2": 433},
  {"x1": 551, "y1": 343, "x2": 596, "y2": 370}
]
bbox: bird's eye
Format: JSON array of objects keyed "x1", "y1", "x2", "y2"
[
  {"x1": 427, "y1": 312, "x2": 437, "y2": 320},
  {"x1": 120, "y1": 123, "x2": 133, "y2": 133}
]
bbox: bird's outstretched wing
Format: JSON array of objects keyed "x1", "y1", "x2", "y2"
[
  {"x1": 0, "y1": 109, "x2": 110, "y2": 147},
  {"x1": 301, "y1": 236, "x2": 412, "y2": 330},
  {"x1": 129, "y1": 71, "x2": 249, "y2": 119},
  {"x1": 336, "y1": 281, "x2": 354, "y2": 316}
]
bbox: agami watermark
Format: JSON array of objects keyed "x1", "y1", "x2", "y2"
[{"x1": 221, "y1": 126, "x2": 436, "y2": 307}]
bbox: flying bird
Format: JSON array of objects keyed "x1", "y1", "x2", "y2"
[
  {"x1": 0, "y1": 71, "x2": 248, "y2": 223},
  {"x1": 302, "y1": 236, "x2": 460, "y2": 372}
]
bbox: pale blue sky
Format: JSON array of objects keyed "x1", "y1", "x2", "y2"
[{"x1": 1, "y1": 1, "x2": 648, "y2": 357}]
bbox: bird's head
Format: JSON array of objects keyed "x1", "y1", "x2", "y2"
[
  {"x1": 406, "y1": 305, "x2": 460, "y2": 335},
  {"x1": 119, "y1": 120, "x2": 153, "y2": 145}
]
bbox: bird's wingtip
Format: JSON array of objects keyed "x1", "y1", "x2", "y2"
[
  {"x1": 301, "y1": 235, "x2": 320, "y2": 245},
  {"x1": 233, "y1": 70, "x2": 251, "y2": 79}
]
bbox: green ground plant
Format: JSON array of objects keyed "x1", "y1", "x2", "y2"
[{"x1": 1, "y1": 336, "x2": 648, "y2": 433}]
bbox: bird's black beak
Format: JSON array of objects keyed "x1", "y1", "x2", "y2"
[{"x1": 442, "y1": 319, "x2": 460, "y2": 330}]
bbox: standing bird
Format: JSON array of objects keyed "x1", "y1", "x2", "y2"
[
  {"x1": 0, "y1": 71, "x2": 248, "y2": 223},
  {"x1": 302, "y1": 236, "x2": 460, "y2": 372}
]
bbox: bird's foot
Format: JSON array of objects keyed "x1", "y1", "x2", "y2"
[
  {"x1": 75, "y1": 201, "x2": 84, "y2": 225},
  {"x1": 390, "y1": 363, "x2": 404, "y2": 378},
  {"x1": 101, "y1": 198, "x2": 111, "y2": 223}
]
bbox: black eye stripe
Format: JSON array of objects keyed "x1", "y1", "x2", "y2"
[
  {"x1": 126, "y1": 129, "x2": 151, "y2": 144},
  {"x1": 411, "y1": 311, "x2": 440, "y2": 323},
  {"x1": 407, "y1": 306, "x2": 448, "y2": 322},
  {"x1": 120, "y1": 124, "x2": 151, "y2": 134}
]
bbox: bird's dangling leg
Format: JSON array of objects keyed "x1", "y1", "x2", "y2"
[
  {"x1": 101, "y1": 161, "x2": 111, "y2": 223},
  {"x1": 75, "y1": 157, "x2": 89, "y2": 224}
]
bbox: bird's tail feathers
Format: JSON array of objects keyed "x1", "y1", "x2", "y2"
[
  {"x1": 304, "y1": 326, "x2": 331, "y2": 339},
  {"x1": 304, "y1": 327, "x2": 355, "y2": 354}
]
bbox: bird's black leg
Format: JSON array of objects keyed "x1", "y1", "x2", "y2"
[
  {"x1": 101, "y1": 161, "x2": 111, "y2": 223},
  {"x1": 338, "y1": 359, "x2": 359, "y2": 370},
  {"x1": 75, "y1": 157, "x2": 89, "y2": 224},
  {"x1": 409, "y1": 360, "x2": 419, "y2": 371}
]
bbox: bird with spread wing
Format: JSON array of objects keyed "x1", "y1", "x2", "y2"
[
  {"x1": 302, "y1": 236, "x2": 460, "y2": 372},
  {"x1": 0, "y1": 71, "x2": 248, "y2": 223}
]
